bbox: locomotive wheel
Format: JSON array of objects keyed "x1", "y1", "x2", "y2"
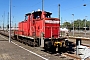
[
  {"x1": 44, "y1": 41, "x2": 52, "y2": 50},
  {"x1": 44, "y1": 41, "x2": 57, "y2": 53},
  {"x1": 51, "y1": 46, "x2": 56, "y2": 53}
]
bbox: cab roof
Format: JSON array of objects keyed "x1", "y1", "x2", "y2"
[{"x1": 25, "y1": 11, "x2": 52, "y2": 16}]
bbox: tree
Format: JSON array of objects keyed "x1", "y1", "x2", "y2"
[
  {"x1": 62, "y1": 19, "x2": 90, "y2": 30},
  {"x1": 62, "y1": 22, "x2": 71, "y2": 29},
  {"x1": 73, "y1": 19, "x2": 81, "y2": 29}
]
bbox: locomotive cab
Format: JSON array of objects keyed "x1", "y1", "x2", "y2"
[{"x1": 31, "y1": 10, "x2": 52, "y2": 19}]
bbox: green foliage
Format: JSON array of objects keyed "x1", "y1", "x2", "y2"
[
  {"x1": 61, "y1": 19, "x2": 90, "y2": 30},
  {"x1": 62, "y1": 22, "x2": 71, "y2": 29}
]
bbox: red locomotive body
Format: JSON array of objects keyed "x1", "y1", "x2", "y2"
[
  {"x1": 15, "y1": 10, "x2": 60, "y2": 38},
  {"x1": 14, "y1": 10, "x2": 67, "y2": 52}
]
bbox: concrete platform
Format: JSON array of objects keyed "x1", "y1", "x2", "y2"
[{"x1": 0, "y1": 34, "x2": 48, "y2": 60}]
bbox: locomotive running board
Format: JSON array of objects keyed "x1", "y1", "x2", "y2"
[{"x1": 15, "y1": 34, "x2": 34, "y2": 39}]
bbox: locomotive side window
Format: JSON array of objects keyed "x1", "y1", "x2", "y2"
[
  {"x1": 33, "y1": 11, "x2": 41, "y2": 19},
  {"x1": 25, "y1": 15, "x2": 28, "y2": 20},
  {"x1": 25, "y1": 13, "x2": 31, "y2": 21},
  {"x1": 45, "y1": 14, "x2": 51, "y2": 18},
  {"x1": 45, "y1": 12, "x2": 52, "y2": 18}
]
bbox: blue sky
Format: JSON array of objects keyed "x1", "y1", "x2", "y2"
[{"x1": 0, "y1": 0, "x2": 90, "y2": 27}]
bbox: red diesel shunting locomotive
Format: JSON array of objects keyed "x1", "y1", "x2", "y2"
[{"x1": 14, "y1": 9, "x2": 68, "y2": 52}]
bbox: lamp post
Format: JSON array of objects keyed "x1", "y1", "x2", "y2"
[
  {"x1": 7, "y1": 12, "x2": 9, "y2": 30},
  {"x1": 72, "y1": 14, "x2": 74, "y2": 36},
  {"x1": 2, "y1": 11, "x2": 5, "y2": 31},
  {"x1": 9, "y1": 0, "x2": 11, "y2": 43},
  {"x1": 2, "y1": 15, "x2": 4, "y2": 30},
  {"x1": 83, "y1": 4, "x2": 86, "y2": 36},
  {"x1": 83, "y1": 4, "x2": 86, "y2": 6},
  {"x1": 42, "y1": 0, "x2": 44, "y2": 11},
  {"x1": 79, "y1": 20, "x2": 80, "y2": 36},
  {"x1": 58, "y1": 4, "x2": 61, "y2": 37},
  {"x1": 85, "y1": 16, "x2": 87, "y2": 36},
  {"x1": 4, "y1": 11, "x2": 5, "y2": 31}
]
